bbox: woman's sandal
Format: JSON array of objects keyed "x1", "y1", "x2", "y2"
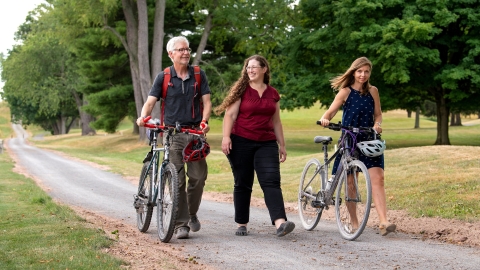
[
  {"x1": 379, "y1": 223, "x2": 396, "y2": 236},
  {"x1": 236, "y1": 226, "x2": 248, "y2": 236},
  {"x1": 276, "y1": 221, "x2": 295, "y2": 237}
]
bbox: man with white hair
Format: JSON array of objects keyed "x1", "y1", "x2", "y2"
[{"x1": 137, "y1": 36, "x2": 212, "y2": 239}]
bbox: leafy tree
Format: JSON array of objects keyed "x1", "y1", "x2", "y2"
[
  {"x1": 73, "y1": 28, "x2": 134, "y2": 133},
  {"x1": 185, "y1": 0, "x2": 296, "y2": 111},
  {"x1": 279, "y1": 0, "x2": 480, "y2": 145},
  {"x1": 1, "y1": 6, "x2": 87, "y2": 135},
  {"x1": 47, "y1": 0, "x2": 136, "y2": 133}
]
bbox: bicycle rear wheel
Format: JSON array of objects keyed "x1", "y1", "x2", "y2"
[
  {"x1": 335, "y1": 160, "x2": 372, "y2": 240},
  {"x1": 298, "y1": 158, "x2": 325, "y2": 230},
  {"x1": 135, "y1": 161, "x2": 154, "y2": 232},
  {"x1": 157, "y1": 162, "x2": 179, "y2": 243}
]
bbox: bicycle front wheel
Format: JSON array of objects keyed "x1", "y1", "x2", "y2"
[
  {"x1": 298, "y1": 158, "x2": 325, "y2": 231},
  {"x1": 335, "y1": 160, "x2": 372, "y2": 241},
  {"x1": 135, "y1": 162, "x2": 154, "y2": 232},
  {"x1": 157, "y1": 162, "x2": 179, "y2": 243}
]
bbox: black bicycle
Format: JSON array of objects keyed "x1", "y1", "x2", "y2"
[
  {"x1": 298, "y1": 121, "x2": 377, "y2": 240},
  {"x1": 133, "y1": 117, "x2": 203, "y2": 243}
]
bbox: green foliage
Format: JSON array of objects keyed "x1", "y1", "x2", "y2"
[
  {"x1": 278, "y1": 0, "x2": 480, "y2": 144},
  {"x1": 3, "y1": 0, "x2": 479, "y2": 138},
  {"x1": 1, "y1": 32, "x2": 79, "y2": 134},
  {"x1": 74, "y1": 29, "x2": 135, "y2": 133}
]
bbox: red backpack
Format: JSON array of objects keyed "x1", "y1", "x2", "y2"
[{"x1": 161, "y1": 65, "x2": 202, "y2": 126}]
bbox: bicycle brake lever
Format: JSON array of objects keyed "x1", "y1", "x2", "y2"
[{"x1": 175, "y1": 122, "x2": 182, "y2": 133}]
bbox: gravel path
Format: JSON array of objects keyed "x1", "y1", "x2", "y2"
[{"x1": 7, "y1": 124, "x2": 480, "y2": 269}]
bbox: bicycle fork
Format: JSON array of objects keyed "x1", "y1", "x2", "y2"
[{"x1": 134, "y1": 153, "x2": 160, "y2": 211}]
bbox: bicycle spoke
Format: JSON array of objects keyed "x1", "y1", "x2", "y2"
[
  {"x1": 136, "y1": 161, "x2": 154, "y2": 232},
  {"x1": 298, "y1": 158, "x2": 324, "y2": 231},
  {"x1": 335, "y1": 160, "x2": 372, "y2": 240},
  {"x1": 157, "y1": 163, "x2": 179, "y2": 243}
]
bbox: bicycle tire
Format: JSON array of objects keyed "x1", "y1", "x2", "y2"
[
  {"x1": 298, "y1": 158, "x2": 325, "y2": 230},
  {"x1": 335, "y1": 160, "x2": 372, "y2": 240},
  {"x1": 135, "y1": 161, "x2": 154, "y2": 232},
  {"x1": 157, "y1": 162, "x2": 179, "y2": 243}
]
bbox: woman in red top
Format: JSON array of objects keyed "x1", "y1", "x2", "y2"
[{"x1": 214, "y1": 55, "x2": 295, "y2": 237}]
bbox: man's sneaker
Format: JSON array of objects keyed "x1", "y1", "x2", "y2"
[
  {"x1": 176, "y1": 227, "x2": 189, "y2": 239},
  {"x1": 188, "y1": 215, "x2": 201, "y2": 232}
]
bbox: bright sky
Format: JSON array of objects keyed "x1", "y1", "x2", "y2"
[{"x1": 0, "y1": 0, "x2": 45, "y2": 93}]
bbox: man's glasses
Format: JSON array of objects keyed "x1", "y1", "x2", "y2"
[
  {"x1": 173, "y1": 48, "x2": 192, "y2": 54},
  {"x1": 245, "y1": 66, "x2": 263, "y2": 71}
]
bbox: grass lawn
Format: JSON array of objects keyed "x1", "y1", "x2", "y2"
[
  {"x1": 1, "y1": 100, "x2": 479, "y2": 268},
  {"x1": 24, "y1": 105, "x2": 480, "y2": 222},
  {"x1": 0, "y1": 103, "x2": 127, "y2": 268}
]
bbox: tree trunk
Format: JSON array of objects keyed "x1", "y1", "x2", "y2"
[
  {"x1": 148, "y1": 0, "x2": 165, "y2": 122},
  {"x1": 414, "y1": 106, "x2": 420, "y2": 128},
  {"x1": 121, "y1": 0, "x2": 144, "y2": 137},
  {"x1": 449, "y1": 112, "x2": 462, "y2": 126},
  {"x1": 71, "y1": 90, "x2": 96, "y2": 136},
  {"x1": 434, "y1": 88, "x2": 451, "y2": 145},
  {"x1": 52, "y1": 121, "x2": 60, "y2": 135},
  {"x1": 151, "y1": 0, "x2": 166, "y2": 79},
  {"x1": 60, "y1": 115, "x2": 66, "y2": 134},
  {"x1": 455, "y1": 113, "x2": 462, "y2": 126},
  {"x1": 66, "y1": 117, "x2": 76, "y2": 134},
  {"x1": 137, "y1": 0, "x2": 151, "y2": 102},
  {"x1": 407, "y1": 110, "x2": 412, "y2": 118},
  {"x1": 112, "y1": 0, "x2": 166, "y2": 140},
  {"x1": 192, "y1": 11, "x2": 214, "y2": 66}
]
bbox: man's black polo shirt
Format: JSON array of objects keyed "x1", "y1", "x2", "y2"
[{"x1": 149, "y1": 65, "x2": 211, "y2": 126}]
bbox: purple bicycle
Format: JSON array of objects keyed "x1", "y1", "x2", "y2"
[{"x1": 298, "y1": 121, "x2": 380, "y2": 240}]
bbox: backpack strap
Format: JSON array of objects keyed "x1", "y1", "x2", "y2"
[
  {"x1": 192, "y1": 65, "x2": 202, "y2": 119},
  {"x1": 161, "y1": 66, "x2": 172, "y2": 126}
]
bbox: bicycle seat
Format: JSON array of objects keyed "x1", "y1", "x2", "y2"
[{"x1": 314, "y1": 136, "x2": 332, "y2": 144}]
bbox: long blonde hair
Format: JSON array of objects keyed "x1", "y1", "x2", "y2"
[
  {"x1": 330, "y1": 57, "x2": 372, "y2": 94},
  {"x1": 214, "y1": 55, "x2": 270, "y2": 115}
]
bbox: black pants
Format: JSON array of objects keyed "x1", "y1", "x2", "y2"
[{"x1": 227, "y1": 134, "x2": 287, "y2": 225}]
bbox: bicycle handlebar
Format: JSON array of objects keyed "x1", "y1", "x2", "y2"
[
  {"x1": 316, "y1": 121, "x2": 376, "y2": 134},
  {"x1": 142, "y1": 116, "x2": 204, "y2": 135}
]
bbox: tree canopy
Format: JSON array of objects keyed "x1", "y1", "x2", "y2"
[
  {"x1": 278, "y1": 0, "x2": 480, "y2": 144},
  {"x1": 1, "y1": 0, "x2": 478, "y2": 144}
]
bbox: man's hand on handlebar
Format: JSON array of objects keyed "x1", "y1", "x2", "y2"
[
  {"x1": 136, "y1": 116, "x2": 149, "y2": 127},
  {"x1": 200, "y1": 119, "x2": 210, "y2": 134}
]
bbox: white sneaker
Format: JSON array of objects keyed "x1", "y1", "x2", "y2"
[{"x1": 176, "y1": 227, "x2": 189, "y2": 239}]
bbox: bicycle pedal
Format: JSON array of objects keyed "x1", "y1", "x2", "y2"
[
  {"x1": 133, "y1": 194, "x2": 146, "y2": 209},
  {"x1": 311, "y1": 200, "x2": 324, "y2": 208}
]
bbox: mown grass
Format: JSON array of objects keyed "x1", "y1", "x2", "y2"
[
  {"x1": 25, "y1": 104, "x2": 480, "y2": 222},
  {"x1": 0, "y1": 151, "x2": 126, "y2": 268},
  {"x1": 4, "y1": 101, "x2": 480, "y2": 223},
  {"x1": 0, "y1": 102, "x2": 127, "y2": 269}
]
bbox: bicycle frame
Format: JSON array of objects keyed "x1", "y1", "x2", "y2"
[
  {"x1": 298, "y1": 121, "x2": 374, "y2": 240},
  {"x1": 308, "y1": 125, "x2": 370, "y2": 208},
  {"x1": 324, "y1": 128, "x2": 356, "y2": 199},
  {"x1": 138, "y1": 126, "x2": 180, "y2": 207}
]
